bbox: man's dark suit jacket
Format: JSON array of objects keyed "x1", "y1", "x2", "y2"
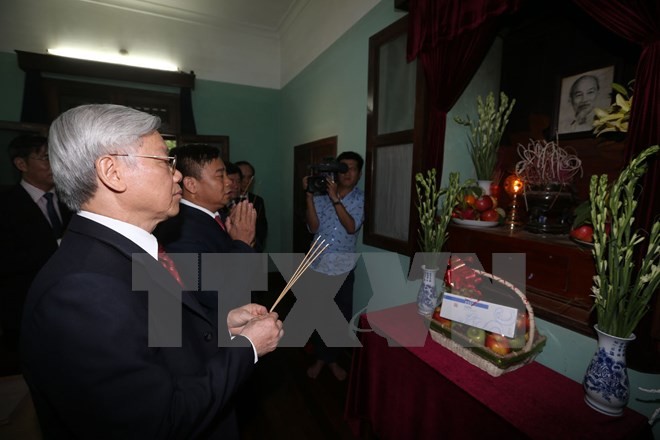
[
  {"x1": 0, "y1": 184, "x2": 72, "y2": 349},
  {"x1": 155, "y1": 203, "x2": 258, "y2": 314},
  {"x1": 247, "y1": 192, "x2": 267, "y2": 252},
  {"x1": 156, "y1": 203, "x2": 254, "y2": 255},
  {"x1": 20, "y1": 215, "x2": 255, "y2": 439}
]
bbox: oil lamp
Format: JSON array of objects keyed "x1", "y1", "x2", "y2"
[{"x1": 503, "y1": 174, "x2": 524, "y2": 229}]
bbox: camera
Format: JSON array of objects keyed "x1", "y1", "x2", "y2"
[{"x1": 306, "y1": 159, "x2": 348, "y2": 195}]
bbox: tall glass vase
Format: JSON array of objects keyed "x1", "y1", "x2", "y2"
[
  {"x1": 583, "y1": 325, "x2": 636, "y2": 417},
  {"x1": 417, "y1": 265, "x2": 440, "y2": 315}
]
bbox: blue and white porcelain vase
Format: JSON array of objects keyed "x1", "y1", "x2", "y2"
[
  {"x1": 583, "y1": 325, "x2": 636, "y2": 417},
  {"x1": 417, "y1": 265, "x2": 440, "y2": 315}
]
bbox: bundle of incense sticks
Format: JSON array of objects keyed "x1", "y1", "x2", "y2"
[
  {"x1": 269, "y1": 236, "x2": 329, "y2": 312},
  {"x1": 240, "y1": 176, "x2": 254, "y2": 199}
]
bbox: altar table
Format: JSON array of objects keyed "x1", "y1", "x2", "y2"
[{"x1": 345, "y1": 303, "x2": 652, "y2": 440}]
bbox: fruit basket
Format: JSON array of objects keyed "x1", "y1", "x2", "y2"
[{"x1": 428, "y1": 269, "x2": 546, "y2": 377}]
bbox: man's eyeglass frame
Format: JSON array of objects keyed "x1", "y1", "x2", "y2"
[{"x1": 109, "y1": 153, "x2": 177, "y2": 175}]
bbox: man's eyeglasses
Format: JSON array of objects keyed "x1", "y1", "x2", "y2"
[
  {"x1": 109, "y1": 153, "x2": 177, "y2": 175},
  {"x1": 29, "y1": 155, "x2": 49, "y2": 162}
]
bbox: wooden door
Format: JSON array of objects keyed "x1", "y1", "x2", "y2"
[{"x1": 292, "y1": 137, "x2": 337, "y2": 253}]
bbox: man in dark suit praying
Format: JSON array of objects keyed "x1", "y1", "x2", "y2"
[
  {"x1": 155, "y1": 144, "x2": 257, "y2": 256},
  {"x1": 0, "y1": 134, "x2": 72, "y2": 353},
  {"x1": 20, "y1": 104, "x2": 283, "y2": 439}
]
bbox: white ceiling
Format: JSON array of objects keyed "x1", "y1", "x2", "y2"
[{"x1": 0, "y1": 0, "x2": 381, "y2": 88}]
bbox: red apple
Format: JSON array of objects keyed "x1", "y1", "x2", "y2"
[
  {"x1": 485, "y1": 333, "x2": 511, "y2": 355},
  {"x1": 570, "y1": 225, "x2": 594, "y2": 242},
  {"x1": 474, "y1": 195, "x2": 493, "y2": 212},
  {"x1": 432, "y1": 307, "x2": 452, "y2": 329},
  {"x1": 489, "y1": 183, "x2": 501, "y2": 199},
  {"x1": 480, "y1": 209, "x2": 500, "y2": 222},
  {"x1": 461, "y1": 207, "x2": 477, "y2": 220}
]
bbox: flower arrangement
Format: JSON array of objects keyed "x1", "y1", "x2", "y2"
[
  {"x1": 515, "y1": 139, "x2": 583, "y2": 187},
  {"x1": 593, "y1": 82, "x2": 632, "y2": 137},
  {"x1": 454, "y1": 91, "x2": 516, "y2": 180},
  {"x1": 415, "y1": 169, "x2": 463, "y2": 258},
  {"x1": 590, "y1": 144, "x2": 660, "y2": 338}
]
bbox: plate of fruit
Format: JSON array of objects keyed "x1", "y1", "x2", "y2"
[
  {"x1": 452, "y1": 218, "x2": 499, "y2": 228},
  {"x1": 451, "y1": 188, "x2": 505, "y2": 227}
]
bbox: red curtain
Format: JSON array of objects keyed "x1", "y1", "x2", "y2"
[
  {"x1": 406, "y1": 0, "x2": 522, "y2": 173},
  {"x1": 572, "y1": 0, "x2": 660, "y2": 235}
]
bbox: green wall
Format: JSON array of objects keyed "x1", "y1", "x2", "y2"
[
  {"x1": 192, "y1": 80, "x2": 281, "y2": 252},
  {"x1": 0, "y1": 52, "x2": 23, "y2": 122},
  {"x1": 0, "y1": 51, "x2": 28, "y2": 184}
]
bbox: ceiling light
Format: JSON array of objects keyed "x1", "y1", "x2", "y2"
[{"x1": 47, "y1": 48, "x2": 178, "y2": 72}]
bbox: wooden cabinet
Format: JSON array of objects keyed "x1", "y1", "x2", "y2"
[{"x1": 446, "y1": 224, "x2": 596, "y2": 335}]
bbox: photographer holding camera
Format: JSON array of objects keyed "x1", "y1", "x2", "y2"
[{"x1": 302, "y1": 151, "x2": 364, "y2": 381}]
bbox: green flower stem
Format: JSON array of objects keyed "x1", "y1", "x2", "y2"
[
  {"x1": 590, "y1": 145, "x2": 660, "y2": 337},
  {"x1": 415, "y1": 169, "x2": 466, "y2": 262},
  {"x1": 455, "y1": 92, "x2": 516, "y2": 180}
]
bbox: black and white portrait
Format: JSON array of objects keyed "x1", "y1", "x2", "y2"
[{"x1": 557, "y1": 66, "x2": 614, "y2": 135}]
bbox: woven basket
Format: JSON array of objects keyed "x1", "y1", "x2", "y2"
[{"x1": 428, "y1": 270, "x2": 546, "y2": 377}]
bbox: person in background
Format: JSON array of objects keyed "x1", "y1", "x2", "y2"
[
  {"x1": 0, "y1": 134, "x2": 72, "y2": 354},
  {"x1": 302, "y1": 151, "x2": 364, "y2": 381},
  {"x1": 226, "y1": 162, "x2": 242, "y2": 201},
  {"x1": 20, "y1": 104, "x2": 283, "y2": 439},
  {"x1": 236, "y1": 160, "x2": 268, "y2": 252},
  {"x1": 219, "y1": 162, "x2": 243, "y2": 223}
]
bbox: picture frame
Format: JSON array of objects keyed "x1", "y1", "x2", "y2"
[{"x1": 555, "y1": 65, "x2": 614, "y2": 138}]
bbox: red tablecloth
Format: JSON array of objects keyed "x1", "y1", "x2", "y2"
[{"x1": 345, "y1": 303, "x2": 652, "y2": 440}]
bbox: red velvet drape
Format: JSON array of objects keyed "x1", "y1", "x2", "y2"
[
  {"x1": 572, "y1": 0, "x2": 660, "y2": 235},
  {"x1": 406, "y1": 0, "x2": 522, "y2": 173}
]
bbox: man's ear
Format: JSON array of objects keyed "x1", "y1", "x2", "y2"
[
  {"x1": 13, "y1": 157, "x2": 28, "y2": 173},
  {"x1": 96, "y1": 155, "x2": 127, "y2": 192},
  {"x1": 182, "y1": 176, "x2": 197, "y2": 193}
]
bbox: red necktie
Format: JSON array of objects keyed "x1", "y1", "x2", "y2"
[
  {"x1": 157, "y1": 244, "x2": 184, "y2": 288},
  {"x1": 214, "y1": 214, "x2": 226, "y2": 231}
]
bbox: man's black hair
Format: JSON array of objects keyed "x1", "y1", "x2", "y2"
[
  {"x1": 9, "y1": 134, "x2": 48, "y2": 161},
  {"x1": 172, "y1": 144, "x2": 222, "y2": 180},
  {"x1": 226, "y1": 162, "x2": 243, "y2": 178},
  {"x1": 336, "y1": 151, "x2": 364, "y2": 172},
  {"x1": 234, "y1": 160, "x2": 255, "y2": 176}
]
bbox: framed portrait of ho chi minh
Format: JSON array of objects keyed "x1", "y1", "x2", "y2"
[{"x1": 555, "y1": 65, "x2": 614, "y2": 138}]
